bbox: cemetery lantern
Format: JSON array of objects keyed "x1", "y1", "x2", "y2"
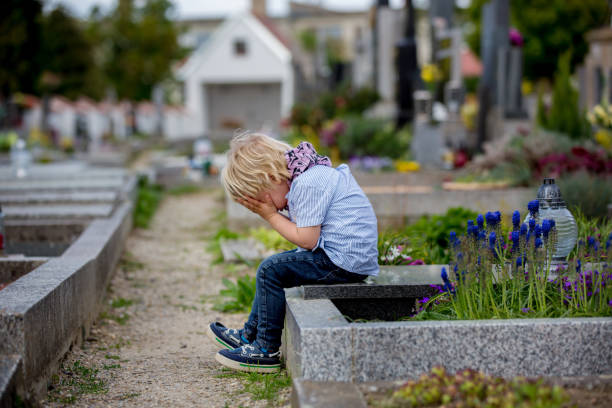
[{"x1": 524, "y1": 178, "x2": 578, "y2": 263}]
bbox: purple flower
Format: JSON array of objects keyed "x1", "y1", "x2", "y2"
[
  {"x1": 576, "y1": 260, "x2": 581, "y2": 273},
  {"x1": 608, "y1": 299, "x2": 612, "y2": 308},
  {"x1": 521, "y1": 307, "x2": 530, "y2": 313},
  {"x1": 528, "y1": 200, "x2": 539, "y2": 216},
  {"x1": 512, "y1": 211, "x2": 521, "y2": 229},
  {"x1": 587, "y1": 236, "x2": 599, "y2": 251},
  {"x1": 477, "y1": 214, "x2": 484, "y2": 229},
  {"x1": 509, "y1": 28, "x2": 524, "y2": 47}
]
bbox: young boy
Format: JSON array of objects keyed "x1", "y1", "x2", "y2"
[{"x1": 207, "y1": 133, "x2": 379, "y2": 373}]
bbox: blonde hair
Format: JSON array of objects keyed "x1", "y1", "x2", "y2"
[{"x1": 221, "y1": 131, "x2": 291, "y2": 201}]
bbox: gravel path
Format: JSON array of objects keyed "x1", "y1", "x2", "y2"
[{"x1": 43, "y1": 189, "x2": 290, "y2": 407}]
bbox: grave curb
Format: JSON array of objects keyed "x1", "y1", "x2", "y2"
[
  {"x1": 0, "y1": 199, "x2": 133, "y2": 401},
  {"x1": 284, "y1": 276, "x2": 612, "y2": 383},
  {"x1": 291, "y1": 378, "x2": 367, "y2": 408}
]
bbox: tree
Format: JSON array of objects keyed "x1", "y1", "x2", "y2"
[
  {"x1": 105, "y1": 0, "x2": 185, "y2": 102},
  {"x1": 464, "y1": 0, "x2": 609, "y2": 80},
  {"x1": 39, "y1": 7, "x2": 100, "y2": 99},
  {"x1": 0, "y1": 0, "x2": 42, "y2": 124}
]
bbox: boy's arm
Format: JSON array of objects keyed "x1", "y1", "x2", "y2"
[{"x1": 238, "y1": 195, "x2": 321, "y2": 250}]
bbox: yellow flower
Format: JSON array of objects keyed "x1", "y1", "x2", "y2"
[
  {"x1": 521, "y1": 80, "x2": 533, "y2": 95},
  {"x1": 395, "y1": 160, "x2": 420, "y2": 172},
  {"x1": 421, "y1": 64, "x2": 441, "y2": 84},
  {"x1": 594, "y1": 129, "x2": 612, "y2": 150}
]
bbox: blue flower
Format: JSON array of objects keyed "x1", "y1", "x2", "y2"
[
  {"x1": 516, "y1": 256, "x2": 522, "y2": 267},
  {"x1": 485, "y1": 212, "x2": 497, "y2": 228},
  {"x1": 511, "y1": 230, "x2": 519, "y2": 248},
  {"x1": 576, "y1": 260, "x2": 581, "y2": 273},
  {"x1": 607, "y1": 239, "x2": 611, "y2": 250},
  {"x1": 512, "y1": 211, "x2": 521, "y2": 229},
  {"x1": 489, "y1": 231, "x2": 496, "y2": 249},
  {"x1": 478, "y1": 230, "x2": 486, "y2": 241},
  {"x1": 520, "y1": 223, "x2": 528, "y2": 236},
  {"x1": 453, "y1": 264, "x2": 459, "y2": 280},
  {"x1": 534, "y1": 225, "x2": 542, "y2": 239},
  {"x1": 542, "y1": 219, "x2": 551, "y2": 238},
  {"x1": 529, "y1": 218, "x2": 536, "y2": 232},
  {"x1": 535, "y1": 237, "x2": 543, "y2": 248},
  {"x1": 441, "y1": 267, "x2": 449, "y2": 283},
  {"x1": 528, "y1": 200, "x2": 539, "y2": 216},
  {"x1": 495, "y1": 211, "x2": 502, "y2": 223},
  {"x1": 476, "y1": 214, "x2": 484, "y2": 229},
  {"x1": 549, "y1": 219, "x2": 555, "y2": 229},
  {"x1": 467, "y1": 220, "x2": 474, "y2": 228},
  {"x1": 587, "y1": 236, "x2": 598, "y2": 251}
]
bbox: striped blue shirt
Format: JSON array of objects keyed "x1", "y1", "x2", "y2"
[{"x1": 287, "y1": 164, "x2": 379, "y2": 276}]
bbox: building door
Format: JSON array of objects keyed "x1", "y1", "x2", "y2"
[{"x1": 206, "y1": 82, "x2": 282, "y2": 139}]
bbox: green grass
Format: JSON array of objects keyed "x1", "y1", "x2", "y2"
[
  {"x1": 110, "y1": 298, "x2": 134, "y2": 308},
  {"x1": 99, "y1": 311, "x2": 130, "y2": 325},
  {"x1": 217, "y1": 369, "x2": 292, "y2": 406},
  {"x1": 134, "y1": 176, "x2": 164, "y2": 229},
  {"x1": 166, "y1": 184, "x2": 204, "y2": 196},
  {"x1": 119, "y1": 252, "x2": 144, "y2": 273},
  {"x1": 105, "y1": 354, "x2": 121, "y2": 360},
  {"x1": 213, "y1": 275, "x2": 257, "y2": 313},
  {"x1": 48, "y1": 361, "x2": 107, "y2": 404}
]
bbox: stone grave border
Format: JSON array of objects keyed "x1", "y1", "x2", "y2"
[
  {"x1": 283, "y1": 266, "x2": 612, "y2": 384},
  {"x1": 0, "y1": 193, "x2": 134, "y2": 402}
]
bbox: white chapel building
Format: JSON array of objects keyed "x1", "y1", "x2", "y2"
[{"x1": 177, "y1": 12, "x2": 294, "y2": 139}]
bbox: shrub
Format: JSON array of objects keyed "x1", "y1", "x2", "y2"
[
  {"x1": 336, "y1": 115, "x2": 411, "y2": 160},
  {"x1": 558, "y1": 171, "x2": 612, "y2": 219},
  {"x1": 537, "y1": 52, "x2": 590, "y2": 139},
  {"x1": 389, "y1": 366, "x2": 567, "y2": 408},
  {"x1": 401, "y1": 207, "x2": 479, "y2": 264}
]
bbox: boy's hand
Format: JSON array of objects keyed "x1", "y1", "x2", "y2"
[{"x1": 238, "y1": 195, "x2": 278, "y2": 221}]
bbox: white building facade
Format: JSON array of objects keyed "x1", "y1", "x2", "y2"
[{"x1": 177, "y1": 13, "x2": 294, "y2": 140}]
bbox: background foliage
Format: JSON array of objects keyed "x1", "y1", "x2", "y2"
[{"x1": 464, "y1": 0, "x2": 609, "y2": 80}]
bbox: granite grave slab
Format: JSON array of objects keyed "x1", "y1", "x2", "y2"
[{"x1": 283, "y1": 266, "x2": 612, "y2": 382}]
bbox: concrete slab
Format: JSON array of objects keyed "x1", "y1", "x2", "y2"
[
  {"x1": 0, "y1": 200, "x2": 133, "y2": 401},
  {"x1": 0, "y1": 179, "x2": 124, "y2": 193},
  {"x1": 291, "y1": 378, "x2": 367, "y2": 408},
  {"x1": 0, "y1": 191, "x2": 117, "y2": 205},
  {"x1": 0, "y1": 355, "x2": 21, "y2": 408},
  {"x1": 220, "y1": 238, "x2": 267, "y2": 262},
  {"x1": 3, "y1": 204, "x2": 114, "y2": 220},
  {"x1": 0, "y1": 257, "x2": 48, "y2": 285}
]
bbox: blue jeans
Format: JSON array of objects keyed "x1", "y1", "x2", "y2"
[{"x1": 242, "y1": 248, "x2": 366, "y2": 352}]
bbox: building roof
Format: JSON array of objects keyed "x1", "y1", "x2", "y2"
[
  {"x1": 252, "y1": 12, "x2": 291, "y2": 49},
  {"x1": 586, "y1": 26, "x2": 612, "y2": 43},
  {"x1": 461, "y1": 48, "x2": 482, "y2": 77}
]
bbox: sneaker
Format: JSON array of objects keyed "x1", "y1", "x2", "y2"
[
  {"x1": 215, "y1": 343, "x2": 281, "y2": 373},
  {"x1": 206, "y1": 322, "x2": 250, "y2": 350}
]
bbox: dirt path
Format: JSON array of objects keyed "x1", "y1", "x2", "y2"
[{"x1": 43, "y1": 189, "x2": 290, "y2": 407}]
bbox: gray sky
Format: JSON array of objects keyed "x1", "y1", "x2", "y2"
[{"x1": 49, "y1": 0, "x2": 412, "y2": 19}]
